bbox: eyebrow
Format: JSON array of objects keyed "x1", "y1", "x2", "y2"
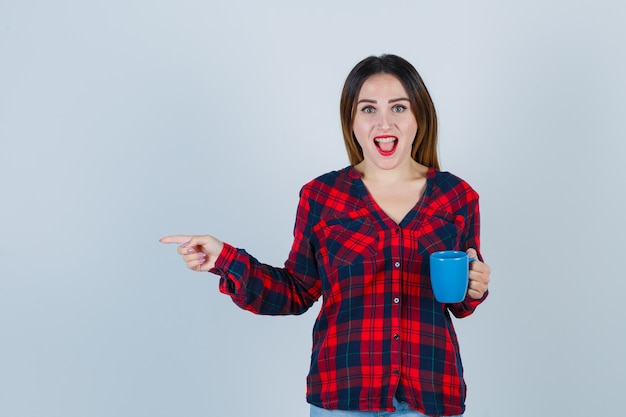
[{"x1": 357, "y1": 98, "x2": 410, "y2": 104}]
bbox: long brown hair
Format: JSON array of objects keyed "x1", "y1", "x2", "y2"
[{"x1": 340, "y1": 54, "x2": 440, "y2": 169}]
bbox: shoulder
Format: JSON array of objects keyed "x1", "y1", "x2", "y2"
[
  {"x1": 300, "y1": 166, "x2": 355, "y2": 195},
  {"x1": 296, "y1": 167, "x2": 365, "y2": 217},
  {"x1": 430, "y1": 169, "x2": 479, "y2": 202}
]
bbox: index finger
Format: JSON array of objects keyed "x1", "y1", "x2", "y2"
[{"x1": 160, "y1": 235, "x2": 193, "y2": 245}]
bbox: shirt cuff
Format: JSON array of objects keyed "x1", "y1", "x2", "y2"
[
  {"x1": 209, "y1": 242, "x2": 243, "y2": 296},
  {"x1": 209, "y1": 242, "x2": 237, "y2": 275}
]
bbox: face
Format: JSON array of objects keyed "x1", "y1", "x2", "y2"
[{"x1": 352, "y1": 73, "x2": 418, "y2": 171}]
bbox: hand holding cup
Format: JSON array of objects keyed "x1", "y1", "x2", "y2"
[{"x1": 429, "y1": 248, "x2": 490, "y2": 303}]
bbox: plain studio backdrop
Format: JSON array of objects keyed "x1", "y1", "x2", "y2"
[{"x1": 1, "y1": 1, "x2": 625, "y2": 416}]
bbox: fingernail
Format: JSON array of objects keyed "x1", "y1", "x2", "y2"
[
  {"x1": 186, "y1": 248, "x2": 195, "y2": 254},
  {"x1": 181, "y1": 241, "x2": 190, "y2": 248},
  {"x1": 198, "y1": 253, "x2": 206, "y2": 259}
]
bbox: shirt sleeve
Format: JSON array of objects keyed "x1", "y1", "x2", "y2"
[
  {"x1": 209, "y1": 186, "x2": 322, "y2": 316},
  {"x1": 447, "y1": 189, "x2": 489, "y2": 318}
]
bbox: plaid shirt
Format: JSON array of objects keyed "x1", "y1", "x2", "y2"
[{"x1": 211, "y1": 166, "x2": 487, "y2": 416}]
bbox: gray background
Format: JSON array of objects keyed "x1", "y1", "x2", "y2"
[{"x1": 1, "y1": 1, "x2": 624, "y2": 416}]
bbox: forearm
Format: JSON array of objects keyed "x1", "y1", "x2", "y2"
[{"x1": 211, "y1": 243, "x2": 321, "y2": 316}]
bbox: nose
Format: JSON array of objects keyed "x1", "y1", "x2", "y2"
[{"x1": 377, "y1": 111, "x2": 391, "y2": 130}]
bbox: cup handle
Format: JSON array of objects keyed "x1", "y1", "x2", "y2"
[{"x1": 468, "y1": 257, "x2": 477, "y2": 263}]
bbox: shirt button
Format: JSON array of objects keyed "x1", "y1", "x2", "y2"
[
  {"x1": 393, "y1": 333, "x2": 400, "y2": 341},
  {"x1": 393, "y1": 297, "x2": 400, "y2": 304},
  {"x1": 393, "y1": 369, "x2": 400, "y2": 376},
  {"x1": 394, "y1": 261, "x2": 401, "y2": 268}
]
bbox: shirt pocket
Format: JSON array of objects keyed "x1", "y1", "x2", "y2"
[
  {"x1": 417, "y1": 209, "x2": 466, "y2": 253},
  {"x1": 322, "y1": 217, "x2": 379, "y2": 268}
]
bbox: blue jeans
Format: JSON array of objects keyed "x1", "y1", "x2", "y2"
[{"x1": 310, "y1": 397, "x2": 463, "y2": 417}]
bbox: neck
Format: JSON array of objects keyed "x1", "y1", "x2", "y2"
[{"x1": 355, "y1": 159, "x2": 427, "y2": 184}]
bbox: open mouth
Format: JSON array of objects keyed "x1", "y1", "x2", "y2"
[{"x1": 374, "y1": 136, "x2": 398, "y2": 156}]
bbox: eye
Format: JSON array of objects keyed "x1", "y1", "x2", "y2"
[
  {"x1": 361, "y1": 106, "x2": 375, "y2": 114},
  {"x1": 392, "y1": 105, "x2": 407, "y2": 113}
]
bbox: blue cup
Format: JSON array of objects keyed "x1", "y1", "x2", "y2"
[{"x1": 429, "y1": 250, "x2": 475, "y2": 303}]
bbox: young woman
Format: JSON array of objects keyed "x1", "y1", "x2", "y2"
[{"x1": 161, "y1": 54, "x2": 491, "y2": 417}]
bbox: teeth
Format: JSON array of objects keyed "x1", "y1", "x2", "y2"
[{"x1": 375, "y1": 137, "x2": 396, "y2": 143}]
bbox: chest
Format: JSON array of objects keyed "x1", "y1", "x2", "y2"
[{"x1": 364, "y1": 179, "x2": 426, "y2": 224}]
